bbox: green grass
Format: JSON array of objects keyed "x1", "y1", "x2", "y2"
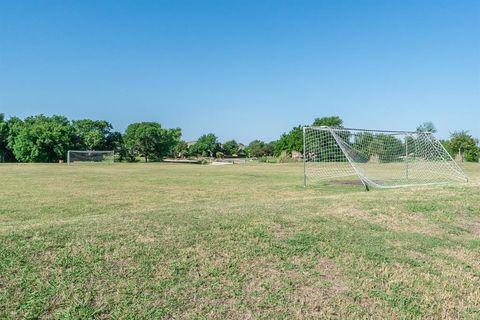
[{"x1": 1, "y1": 162, "x2": 479, "y2": 319}]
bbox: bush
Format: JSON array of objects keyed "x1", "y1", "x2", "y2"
[
  {"x1": 278, "y1": 151, "x2": 290, "y2": 163},
  {"x1": 258, "y1": 156, "x2": 278, "y2": 163},
  {"x1": 464, "y1": 148, "x2": 479, "y2": 162},
  {"x1": 259, "y1": 156, "x2": 268, "y2": 163}
]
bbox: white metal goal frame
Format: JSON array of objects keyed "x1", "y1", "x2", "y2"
[
  {"x1": 303, "y1": 126, "x2": 468, "y2": 190},
  {"x1": 67, "y1": 150, "x2": 115, "y2": 165}
]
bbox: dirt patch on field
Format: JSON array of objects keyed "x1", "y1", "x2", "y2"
[
  {"x1": 240, "y1": 253, "x2": 347, "y2": 317},
  {"x1": 442, "y1": 247, "x2": 480, "y2": 271},
  {"x1": 458, "y1": 217, "x2": 480, "y2": 238},
  {"x1": 329, "y1": 179, "x2": 364, "y2": 186},
  {"x1": 287, "y1": 255, "x2": 347, "y2": 315}
]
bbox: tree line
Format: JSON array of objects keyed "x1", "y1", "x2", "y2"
[
  {"x1": 0, "y1": 114, "x2": 245, "y2": 162},
  {"x1": 0, "y1": 113, "x2": 478, "y2": 162}
]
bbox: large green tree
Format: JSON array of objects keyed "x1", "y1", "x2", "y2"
[
  {"x1": 416, "y1": 121, "x2": 437, "y2": 133},
  {"x1": 72, "y1": 119, "x2": 113, "y2": 150},
  {"x1": 307, "y1": 116, "x2": 346, "y2": 161},
  {"x1": 264, "y1": 141, "x2": 276, "y2": 156},
  {"x1": 247, "y1": 140, "x2": 275, "y2": 157},
  {"x1": 222, "y1": 140, "x2": 239, "y2": 156},
  {"x1": 124, "y1": 122, "x2": 181, "y2": 162},
  {"x1": 352, "y1": 132, "x2": 405, "y2": 163},
  {"x1": 189, "y1": 133, "x2": 220, "y2": 157},
  {"x1": 10, "y1": 115, "x2": 74, "y2": 162},
  {"x1": 352, "y1": 132, "x2": 375, "y2": 161},
  {"x1": 448, "y1": 131, "x2": 479, "y2": 162},
  {"x1": 275, "y1": 125, "x2": 303, "y2": 156},
  {"x1": 172, "y1": 140, "x2": 189, "y2": 159},
  {"x1": 0, "y1": 114, "x2": 8, "y2": 162},
  {"x1": 105, "y1": 131, "x2": 126, "y2": 161},
  {"x1": 312, "y1": 116, "x2": 343, "y2": 127},
  {"x1": 5, "y1": 117, "x2": 23, "y2": 162},
  {"x1": 373, "y1": 134, "x2": 405, "y2": 162},
  {"x1": 275, "y1": 116, "x2": 344, "y2": 157}
]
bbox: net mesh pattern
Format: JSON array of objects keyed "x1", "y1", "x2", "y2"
[
  {"x1": 304, "y1": 127, "x2": 468, "y2": 188},
  {"x1": 68, "y1": 151, "x2": 114, "y2": 164}
]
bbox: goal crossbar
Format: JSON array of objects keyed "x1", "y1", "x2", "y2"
[{"x1": 303, "y1": 126, "x2": 468, "y2": 190}]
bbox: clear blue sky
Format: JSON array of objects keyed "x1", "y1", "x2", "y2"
[{"x1": 1, "y1": 0, "x2": 479, "y2": 143}]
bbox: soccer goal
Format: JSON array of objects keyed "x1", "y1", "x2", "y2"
[
  {"x1": 303, "y1": 126, "x2": 468, "y2": 190},
  {"x1": 67, "y1": 150, "x2": 115, "y2": 165}
]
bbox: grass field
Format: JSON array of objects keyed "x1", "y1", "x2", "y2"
[{"x1": 1, "y1": 162, "x2": 479, "y2": 319}]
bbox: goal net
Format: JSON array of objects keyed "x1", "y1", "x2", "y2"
[
  {"x1": 303, "y1": 126, "x2": 468, "y2": 189},
  {"x1": 67, "y1": 150, "x2": 115, "y2": 164}
]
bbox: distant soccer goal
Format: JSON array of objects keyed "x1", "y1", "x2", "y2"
[
  {"x1": 67, "y1": 150, "x2": 115, "y2": 165},
  {"x1": 303, "y1": 126, "x2": 468, "y2": 190}
]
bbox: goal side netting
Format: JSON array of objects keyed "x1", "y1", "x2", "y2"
[
  {"x1": 303, "y1": 126, "x2": 468, "y2": 189},
  {"x1": 67, "y1": 150, "x2": 115, "y2": 164}
]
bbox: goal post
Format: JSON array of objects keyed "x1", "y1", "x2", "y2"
[
  {"x1": 67, "y1": 150, "x2": 115, "y2": 165},
  {"x1": 303, "y1": 126, "x2": 468, "y2": 190}
]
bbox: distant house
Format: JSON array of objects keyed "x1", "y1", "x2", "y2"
[
  {"x1": 187, "y1": 141, "x2": 197, "y2": 147},
  {"x1": 369, "y1": 154, "x2": 380, "y2": 163},
  {"x1": 292, "y1": 151, "x2": 303, "y2": 160}
]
